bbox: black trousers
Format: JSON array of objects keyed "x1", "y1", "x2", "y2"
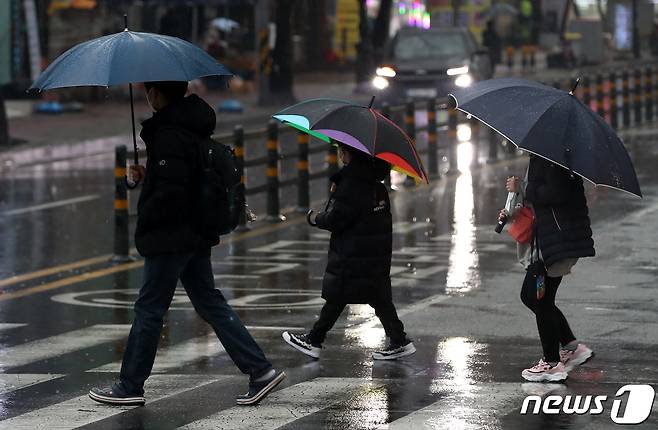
[
  {"x1": 308, "y1": 300, "x2": 407, "y2": 346},
  {"x1": 520, "y1": 271, "x2": 576, "y2": 362},
  {"x1": 119, "y1": 251, "x2": 272, "y2": 395}
]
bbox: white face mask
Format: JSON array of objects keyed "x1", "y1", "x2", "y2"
[{"x1": 145, "y1": 87, "x2": 155, "y2": 111}]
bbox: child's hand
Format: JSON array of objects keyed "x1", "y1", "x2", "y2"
[{"x1": 330, "y1": 183, "x2": 336, "y2": 193}]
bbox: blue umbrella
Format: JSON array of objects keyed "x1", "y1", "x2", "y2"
[
  {"x1": 449, "y1": 78, "x2": 642, "y2": 198},
  {"x1": 30, "y1": 16, "x2": 232, "y2": 164}
]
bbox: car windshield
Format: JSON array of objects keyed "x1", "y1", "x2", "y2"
[{"x1": 393, "y1": 32, "x2": 468, "y2": 61}]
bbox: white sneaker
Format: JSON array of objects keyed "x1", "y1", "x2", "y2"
[
  {"x1": 372, "y1": 341, "x2": 416, "y2": 360},
  {"x1": 282, "y1": 332, "x2": 321, "y2": 359},
  {"x1": 560, "y1": 343, "x2": 594, "y2": 371},
  {"x1": 521, "y1": 359, "x2": 568, "y2": 382}
]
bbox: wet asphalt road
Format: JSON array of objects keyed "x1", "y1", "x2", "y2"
[{"x1": 0, "y1": 121, "x2": 656, "y2": 429}]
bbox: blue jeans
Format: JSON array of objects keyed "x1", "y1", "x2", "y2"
[{"x1": 119, "y1": 251, "x2": 272, "y2": 394}]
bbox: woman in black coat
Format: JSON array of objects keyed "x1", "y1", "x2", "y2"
[
  {"x1": 282, "y1": 144, "x2": 415, "y2": 361},
  {"x1": 505, "y1": 155, "x2": 595, "y2": 382}
]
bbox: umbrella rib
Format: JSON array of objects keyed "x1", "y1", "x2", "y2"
[{"x1": 370, "y1": 108, "x2": 378, "y2": 155}]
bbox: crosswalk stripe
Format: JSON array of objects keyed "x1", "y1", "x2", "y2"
[
  {"x1": 0, "y1": 323, "x2": 27, "y2": 332},
  {"x1": 0, "y1": 324, "x2": 130, "y2": 369},
  {"x1": 89, "y1": 333, "x2": 222, "y2": 373},
  {"x1": 378, "y1": 382, "x2": 522, "y2": 429},
  {"x1": 0, "y1": 374, "x2": 65, "y2": 395},
  {"x1": 178, "y1": 377, "x2": 380, "y2": 430},
  {"x1": 0, "y1": 374, "x2": 224, "y2": 430}
]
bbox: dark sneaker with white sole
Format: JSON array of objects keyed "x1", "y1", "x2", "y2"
[
  {"x1": 282, "y1": 331, "x2": 321, "y2": 359},
  {"x1": 236, "y1": 370, "x2": 286, "y2": 406},
  {"x1": 372, "y1": 340, "x2": 416, "y2": 360},
  {"x1": 89, "y1": 383, "x2": 145, "y2": 406}
]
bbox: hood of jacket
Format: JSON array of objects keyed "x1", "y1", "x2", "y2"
[{"x1": 140, "y1": 94, "x2": 216, "y2": 143}]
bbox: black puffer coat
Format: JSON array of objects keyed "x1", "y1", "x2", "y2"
[
  {"x1": 315, "y1": 158, "x2": 392, "y2": 304},
  {"x1": 525, "y1": 155, "x2": 595, "y2": 268},
  {"x1": 134, "y1": 95, "x2": 215, "y2": 256}
]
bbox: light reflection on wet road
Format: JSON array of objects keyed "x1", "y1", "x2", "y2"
[{"x1": 0, "y1": 124, "x2": 656, "y2": 428}]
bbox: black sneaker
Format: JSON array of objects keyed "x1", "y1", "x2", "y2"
[
  {"x1": 372, "y1": 340, "x2": 416, "y2": 360},
  {"x1": 89, "y1": 382, "x2": 145, "y2": 406},
  {"x1": 236, "y1": 370, "x2": 286, "y2": 406},
  {"x1": 282, "y1": 331, "x2": 321, "y2": 359}
]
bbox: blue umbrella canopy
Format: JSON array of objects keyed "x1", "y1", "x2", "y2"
[
  {"x1": 30, "y1": 29, "x2": 232, "y2": 90},
  {"x1": 30, "y1": 21, "x2": 232, "y2": 166},
  {"x1": 449, "y1": 78, "x2": 642, "y2": 198}
]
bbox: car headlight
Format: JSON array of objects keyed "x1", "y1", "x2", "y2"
[
  {"x1": 455, "y1": 74, "x2": 473, "y2": 88},
  {"x1": 376, "y1": 66, "x2": 396, "y2": 78},
  {"x1": 372, "y1": 76, "x2": 389, "y2": 90},
  {"x1": 447, "y1": 65, "x2": 469, "y2": 76}
]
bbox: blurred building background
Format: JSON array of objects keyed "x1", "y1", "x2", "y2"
[{"x1": 2, "y1": 0, "x2": 658, "y2": 98}]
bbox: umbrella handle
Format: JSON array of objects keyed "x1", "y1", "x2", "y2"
[{"x1": 307, "y1": 210, "x2": 318, "y2": 227}]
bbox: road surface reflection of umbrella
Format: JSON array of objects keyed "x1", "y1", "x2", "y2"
[
  {"x1": 449, "y1": 78, "x2": 642, "y2": 197},
  {"x1": 273, "y1": 98, "x2": 428, "y2": 183},
  {"x1": 29, "y1": 16, "x2": 232, "y2": 165}
]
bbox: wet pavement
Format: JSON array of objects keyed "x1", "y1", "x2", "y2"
[{"x1": 0, "y1": 122, "x2": 657, "y2": 429}]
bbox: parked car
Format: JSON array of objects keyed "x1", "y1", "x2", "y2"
[{"x1": 371, "y1": 27, "x2": 493, "y2": 104}]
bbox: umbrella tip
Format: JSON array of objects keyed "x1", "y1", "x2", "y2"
[
  {"x1": 368, "y1": 96, "x2": 375, "y2": 108},
  {"x1": 124, "y1": 14, "x2": 128, "y2": 31},
  {"x1": 569, "y1": 77, "x2": 580, "y2": 95}
]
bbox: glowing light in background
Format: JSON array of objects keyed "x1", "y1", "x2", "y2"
[
  {"x1": 457, "y1": 124, "x2": 471, "y2": 142},
  {"x1": 445, "y1": 141, "x2": 480, "y2": 293}
]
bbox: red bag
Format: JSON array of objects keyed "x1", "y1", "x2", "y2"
[{"x1": 508, "y1": 207, "x2": 535, "y2": 243}]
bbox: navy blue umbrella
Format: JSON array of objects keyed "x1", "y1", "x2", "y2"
[
  {"x1": 30, "y1": 16, "x2": 232, "y2": 164},
  {"x1": 449, "y1": 78, "x2": 642, "y2": 198}
]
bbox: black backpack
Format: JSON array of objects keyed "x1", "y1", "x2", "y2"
[{"x1": 197, "y1": 137, "x2": 245, "y2": 244}]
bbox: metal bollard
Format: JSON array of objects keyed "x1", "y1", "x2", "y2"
[
  {"x1": 506, "y1": 46, "x2": 515, "y2": 70},
  {"x1": 446, "y1": 108, "x2": 459, "y2": 175},
  {"x1": 265, "y1": 120, "x2": 285, "y2": 222},
  {"x1": 596, "y1": 73, "x2": 605, "y2": 119},
  {"x1": 622, "y1": 69, "x2": 631, "y2": 128},
  {"x1": 296, "y1": 131, "x2": 310, "y2": 212},
  {"x1": 426, "y1": 99, "x2": 439, "y2": 179},
  {"x1": 327, "y1": 144, "x2": 339, "y2": 196},
  {"x1": 112, "y1": 145, "x2": 131, "y2": 262},
  {"x1": 582, "y1": 76, "x2": 592, "y2": 111},
  {"x1": 609, "y1": 71, "x2": 619, "y2": 130},
  {"x1": 633, "y1": 68, "x2": 642, "y2": 124},
  {"x1": 233, "y1": 125, "x2": 250, "y2": 231},
  {"x1": 470, "y1": 116, "x2": 480, "y2": 167},
  {"x1": 487, "y1": 127, "x2": 499, "y2": 164},
  {"x1": 403, "y1": 100, "x2": 416, "y2": 187},
  {"x1": 645, "y1": 66, "x2": 653, "y2": 121}
]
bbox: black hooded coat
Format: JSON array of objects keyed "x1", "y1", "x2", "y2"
[
  {"x1": 134, "y1": 94, "x2": 215, "y2": 256},
  {"x1": 315, "y1": 157, "x2": 393, "y2": 304}
]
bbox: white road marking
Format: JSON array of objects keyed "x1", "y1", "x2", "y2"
[
  {"x1": 0, "y1": 324, "x2": 130, "y2": 369},
  {"x1": 0, "y1": 374, "x2": 65, "y2": 395},
  {"x1": 89, "y1": 334, "x2": 222, "y2": 373},
  {"x1": 0, "y1": 374, "x2": 223, "y2": 430},
  {"x1": 379, "y1": 382, "x2": 523, "y2": 429},
  {"x1": 0, "y1": 323, "x2": 27, "y2": 332},
  {"x1": 178, "y1": 378, "x2": 381, "y2": 430},
  {"x1": 0, "y1": 195, "x2": 100, "y2": 216}
]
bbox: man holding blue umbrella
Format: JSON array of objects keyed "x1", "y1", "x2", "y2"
[{"x1": 31, "y1": 22, "x2": 285, "y2": 406}]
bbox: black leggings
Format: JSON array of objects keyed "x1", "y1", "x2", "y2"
[
  {"x1": 308, "y1": 300, "x2": 407, "y2": 346},
  {"x1": 520, "y1": 271, "x2": 576, "y2": 362}
]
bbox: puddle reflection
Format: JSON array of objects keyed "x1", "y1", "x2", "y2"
[{"x1": 446, "y1": 142, "x2": 480, "y2": 293}]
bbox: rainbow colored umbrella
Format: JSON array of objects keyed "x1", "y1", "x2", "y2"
[{"x1": 273, "y1": 98, "x2": 428, "y2": 183}]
